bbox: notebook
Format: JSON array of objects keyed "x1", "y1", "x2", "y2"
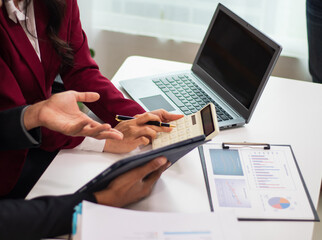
[{"x1": 120, "y1": 3, "x2": 282, "y2": 129}]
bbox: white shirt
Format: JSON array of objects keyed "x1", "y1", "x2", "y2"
[
  {"x1": 5, "y1": 0, "x2": 41, "y2": 60},
  {"x1": 5, "y1": 0, "x2": 105, "y2": 152}
]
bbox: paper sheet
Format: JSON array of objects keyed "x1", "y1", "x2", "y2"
[
  {"x1": 200, "y1": 143, "x2": 318, "y2": 220},
  {"x1": 74, "y1": 201, "x2": 241, "y2": 240}
]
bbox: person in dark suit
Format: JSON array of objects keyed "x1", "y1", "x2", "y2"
[
  {"x1": 0, "y1": 0, "x2": 182, "y2": 197},
  {"x1": 0, "y1": 88, "x2": 169, "y2": 240},
  {"x1": 307, "y1": 0, "x2": 322, "y2": 83}
]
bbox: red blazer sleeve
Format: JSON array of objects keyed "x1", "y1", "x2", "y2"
[{"x1": 60, "y1": 0, "x2": 145, "y2": 127}]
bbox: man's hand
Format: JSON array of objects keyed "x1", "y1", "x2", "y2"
[
  {"x1": 94, "y1": 157, "x2": 170, "y2": 207},
  {"x1": 24, "y1": 91, "x2": 123, "y2": 140}
]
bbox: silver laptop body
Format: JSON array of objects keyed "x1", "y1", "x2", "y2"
[{"x1": 120, "y1": 3, "x2": 282, "y2": 129}]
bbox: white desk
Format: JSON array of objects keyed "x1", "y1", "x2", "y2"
[{"x1": 28, "y1": 56, "x2": 322, "y2": 240}]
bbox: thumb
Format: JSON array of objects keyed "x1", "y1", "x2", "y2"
[
  {"x1": 136, "y1": 157, "x2": 168, "y2": 179},
  {"x1": 74, "y1": 91, "x2": 100, "y2": 103}
]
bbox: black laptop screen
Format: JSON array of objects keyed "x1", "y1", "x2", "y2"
[{"x1": 196, "y1": 10, "x2": 275, "y2": 109}]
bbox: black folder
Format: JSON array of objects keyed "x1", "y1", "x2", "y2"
[{"x1": 76, "y1": 135, "x2": 207, "y2": 194}]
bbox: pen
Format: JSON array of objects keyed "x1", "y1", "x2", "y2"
[{"x1": 115, "y1": 115, "x2": 176, "y2": 128}]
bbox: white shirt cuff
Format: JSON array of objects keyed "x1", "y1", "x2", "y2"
[{"x1": 74, "y1": 137, "x2": 105, "y2": 152}]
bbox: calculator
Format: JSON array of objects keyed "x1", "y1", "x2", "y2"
[{"x1": 152, "y1": 103, "x2": 219, "y2": 149}]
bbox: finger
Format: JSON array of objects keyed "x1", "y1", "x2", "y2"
[
  {"x1": 73, "y1": 91, "x2": 100, "y2": 103},
  {"x1": 143, "y1": 160, "x2": 170, "y2": 185},
  {"x1": 124, "y1": 125, "x2": 158, "y2": 140},
  {"x1": 77, "y1": 113, "x2": 110, "y2": 129},
  {"x1": 134, "y1": 136, "x2": 150, "y2": 146},
  {"x1": 137, "y1": 126, "x2": 158, "y2": 140},
  {"x1": 140, "y1": 125, "x2": 173, "y2": 133},
  {"x1": 78, "y1": 123, "x2": 112, "y2": 135},
  {"x1": 158, "y1": 111, "x2": 184, "y2": 122},
  {"x1": 94, "y1": 130, "x2": 124, "y2": 140},
  {"x1": 65, "y1": 119, "x2": 91, "y2": 135},
  {"x1": 82, "y1": 124, "x2": 123, "y2": 138},
  {"x1": 134, "y1": 157, "x2": 168, "y2": 179},
  {"x1": 135, "y1": 112, "x2": 161, "y2": 125},
  {"x1": 68, "y1": 119, "x2": 112, "y2": 137},
  {"x1": 81, "y1": 127, "x2": 113, "y2": 138}
]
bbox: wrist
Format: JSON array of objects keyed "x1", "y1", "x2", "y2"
[
  {"x1": 93, "y1": 189, "x2": 119, "y2": 207},
  {"x1": 23, "y1": 102, "x2": 43, "y2": 130}
]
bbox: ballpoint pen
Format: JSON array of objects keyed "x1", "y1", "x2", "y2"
[{"x1": 115, "y1": 115, "x2": 176, "y2": 128}]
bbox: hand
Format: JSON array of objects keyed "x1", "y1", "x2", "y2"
[
  {"x1": 103, "y1": 111, "x2": 183, "y2": 153},
  {"x1": 24, "y1": 91, "x2": 123, "y2": 140},
  {"x1": 94, "y1": 157, "x2": 169, "y2": 207},
  {"x1": 136, "y1": 109, "x2": 183, "y2": 124}
]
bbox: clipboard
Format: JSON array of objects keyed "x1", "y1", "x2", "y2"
[
  {"x1": 76, "y1": 135, "x2": 207, "y2": 194},
  {"x1": 199, "y1": 142, "x2": 319, "y2": 221}
]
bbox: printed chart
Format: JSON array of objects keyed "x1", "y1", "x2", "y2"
[
  {"x1": 268, "y1": 197, "x2": 291, "y2": 210},
  {"x1": 200, "y1": 143, "x2": 317, "y2": 220},
  {"x1": 215, "y1": 179, "x2": 251, "y2": 208},
  {"x1": 210, "y1": 149, "x2": 243, "y2": 176},
  {"x1": 244, "y1": 150, "x2": 295, "y2": 190}
]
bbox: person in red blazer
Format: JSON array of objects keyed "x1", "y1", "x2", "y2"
[
  {"x1": 0, "y1": 87, "x2": 169, "y2": 239},
  {"x1": 0, "y1": 0, "x2": 181, "y2": 197}
]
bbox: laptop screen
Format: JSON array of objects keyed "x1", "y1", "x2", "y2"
[{"x1": 196, "y1": 10, "x2": 276, "y2": 109}]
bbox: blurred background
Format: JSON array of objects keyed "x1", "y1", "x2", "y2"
[{"x1": 78, "y1": 0, "x2": 311, "y2": 82}]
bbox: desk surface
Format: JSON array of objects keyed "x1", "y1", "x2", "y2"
[{"x1": 28, "y1": 56, "x2": 322, "y2": 240}]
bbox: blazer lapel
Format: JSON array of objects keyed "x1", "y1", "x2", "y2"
[{"x1": 0, "y1": 7, "x2": 46, "y2": 97}]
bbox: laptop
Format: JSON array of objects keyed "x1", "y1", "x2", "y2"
[{"x1": 120, "y1": 3, "x2": 282, "y2": 129}]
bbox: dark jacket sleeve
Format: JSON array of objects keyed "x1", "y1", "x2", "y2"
[
  {"x1": 0, "y1": 192, "x2": 96, "y2": 240},
  {"x1": 0, "y1": 106, "x2": 41, "y2": 150}
]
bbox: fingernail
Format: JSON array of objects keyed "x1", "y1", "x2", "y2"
[{"x1": 157, "y1": 157, "x2": 167, "y2": 165}]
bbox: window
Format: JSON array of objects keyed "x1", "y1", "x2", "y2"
[{"x1": 89, "y1": 0, "x2": 307, "y2": 58}]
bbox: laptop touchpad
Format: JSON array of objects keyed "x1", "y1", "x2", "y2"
[{"x1": 139, "y1": 95, "x2": 175, "y2": 112}]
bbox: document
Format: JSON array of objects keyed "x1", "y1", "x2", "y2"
[
  {"x1": 199, "y1": 143, "x2": 319, "y2": 221},
  {"x1": 73, "y1": 201, "x2": 241, "y2": 240}
]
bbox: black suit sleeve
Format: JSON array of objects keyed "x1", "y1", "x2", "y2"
[
  {"x1": 0, "y1": 193, "x2": 97, "y2": 240},
  {"x1": 0, "y1": 106, "x2": 41, "y2": 150}
]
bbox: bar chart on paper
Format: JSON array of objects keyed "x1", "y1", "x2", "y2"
[{"x1": 244, "y1": 150, "x2": 295, "y2": 190}]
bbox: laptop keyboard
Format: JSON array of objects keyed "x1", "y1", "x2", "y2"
[{"x1": 152, "y1": 74, "x2": 233, "y2": 122}]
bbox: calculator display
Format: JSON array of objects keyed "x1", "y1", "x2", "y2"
[{"x1": 201, "y1": 105, "x2": 215, "y2": 136}]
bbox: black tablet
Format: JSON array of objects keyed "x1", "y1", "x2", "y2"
[{"x1": 76, "y1": 134, "x2": 207, "y2": 194}]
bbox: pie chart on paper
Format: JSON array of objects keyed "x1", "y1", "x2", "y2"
[{"x1": 268, "y1": 197, "x2": 291, "y2": 209}]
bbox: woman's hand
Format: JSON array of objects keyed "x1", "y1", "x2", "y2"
[
  {"x1": 103, "y1": 111, "x2": 183, "y2": 153},
  {"x1": 141, "y1": 109, "x2": 183, "y2": 123},
  {"x1": 94, "y1": 157, "x2": 169, "y2": 207},
  {"x1": 24, "y1": 91, "x2": 123, "y2": 140}
]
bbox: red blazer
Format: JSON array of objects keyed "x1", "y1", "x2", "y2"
[{"x1": 0, "y1": 0, "x2": 145, "y2": 196}]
